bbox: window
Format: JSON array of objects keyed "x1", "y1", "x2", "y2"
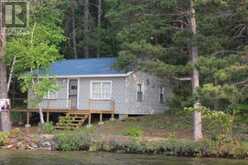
[
  {"x1": 44, "y1": 91, "x2": 57, "y2": 99},
  {"x1": 71, "y1": 85, "x2": 77, "y2": 90},
  {"x1": 137, "y1": 83, "x2": 143, "y2": 102},
  {"x1": 159, "y1": 87, "x2": 165, "y2": 104},
  {"x1": 91, "y1": 81, "x2": 112, "y2": 99}
]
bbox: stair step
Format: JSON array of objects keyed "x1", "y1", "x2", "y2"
[
  {"x1": 70, "y1": 115, "x2": 88, "y2": 117},
  {"x1": 55, "y1": 112, "x2": 89, "y2": 130},
  {"x1": 56, "y1": 123, "x2": 81, "y2": 127},
  {"x1": 55, "y1": 126, "x2": 77, "y2": 130}
]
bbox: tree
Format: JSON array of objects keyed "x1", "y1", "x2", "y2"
[
  {"x1": 6, "y1": 0, "x2": 64, "y2": 125},
  {"x1": 20, "y1": 76, "x2": 57, "y2": 125},
  {"x1": 190, "y1": 0, "x2": 203, "y2": 141},
  {"x1": 97, "y1": 0, "x2": 102, "y2": 58},
  {"x1": 109, "y1": 0, "x2": 248, "y2": 139},
  {"x1": 71, "y1": 0, "x2": 78, "y2": 59},
  {"x1": 83, "y1": 0, "x2": 90, "y2": 58},
  {"x1": 0, "y1": 0, "x2": 11, "y2": 132}
]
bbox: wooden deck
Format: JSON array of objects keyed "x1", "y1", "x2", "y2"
[
  {"x1": 11, "y1": 99, "x2": 116, "y2": 128},
  {"x1": 12, "y1": 108, "x2": 114, "y2": 114}
]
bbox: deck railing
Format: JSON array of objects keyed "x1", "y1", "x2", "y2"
[
  {"x1": 39, "y1": 98, "x2": 71, "y2": 109},
  {"x1": 88, "y1": 99, "x2": 115, "y2": 113},
  {"x1": 87, "y1": 99, "x2": 115, "y2": 126}
]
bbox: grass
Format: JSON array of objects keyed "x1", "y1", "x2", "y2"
[{"x1": 94, "y1": 112, "x2": 193, "y2": 139}]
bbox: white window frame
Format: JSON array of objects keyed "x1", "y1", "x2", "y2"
[
  {"x1": 136, "y1": 82, "x2": 144, "y2": 102},
  {"x1": 90, "y1": 80, "x2": 112, "y2": 100}
]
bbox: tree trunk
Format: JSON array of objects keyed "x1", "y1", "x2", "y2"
[
  {"x1": 39, "y1": 105, "x2": 45, "y2": 124},
  {"x1": 97, "y1": 0, "x2": 102, "y2": 58},
  {"x1": 71, "y1": 1, "x2": 78, "y2": 59},
  {"x1": 190, "y1": 0, "x2": 203, "y2": 141},
  {"x1": 83, "y1": 0, "x2": 89, "y2": 58},
  {"x1": 7, "y1": 56, "x2": 16, "y2": 92},
  {"x1": 0, "y1": 1, "x2": 11, "y2": 132}
]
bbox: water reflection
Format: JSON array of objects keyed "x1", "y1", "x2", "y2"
[{"x1": 0, "y1": 150, "x2": 247, "y2": 165}]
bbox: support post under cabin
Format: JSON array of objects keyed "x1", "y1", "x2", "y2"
[
  {"x1": 87, "y1": 113, "x2": 92, "y2": 127},
  {"x1": 25, "y1": 111, "x2": 31, "y2": 128},
  {"x1": 98, "y1": 113, "x2": 104, "y2": 125},
  {"x1": 46, "y1": 112, "x2": 50, "y2": 122},
  {"x1": 110, "y1": 100, "x2": 115, "y2": 121},
  {"x1": 87, "y1": 99, "x2": 92, "y2": 127}
]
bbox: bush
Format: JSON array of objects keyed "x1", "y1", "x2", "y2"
[
  {"x1": 9, "y1": 128, "x2": 21, "y2": 138},
  {"x1": 0, "y1": 132, "x2": 9, "y2": 146},
  {"x1": 55, "y1": 130, "x2": 91, "y2": 151},
  {"x1": 122, "y1": 127, "x2": 143, "y2": 137},
  {"x1": 41, "y1": 122, "x2": 55, "y2": 134}
]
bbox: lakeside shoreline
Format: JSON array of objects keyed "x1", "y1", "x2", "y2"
[{"x1": 1, "y1": 131, "x2": 248, "y2": 160}]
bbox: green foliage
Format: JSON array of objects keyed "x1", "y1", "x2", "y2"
[
  {"x1": 0, "y1": 132, "x2": 9, "y2": 146},
  {"x1": 55, "y1": 130, "x2": 92, "y2": 151},
  {"x1": 54, "y1": 132, "x2": 248, "y2": 158},
  {"x1": 185, "y1": 106, "x2": 234, "y2": 139},
  {"x1": 6, "y1": 0, "x2": 65, "y2": 108},
  {"x1": 197, "y1": 84, "x2": 242, "y2": 111},
  {"x1": 20, "y1": 76, "x2": 58, "y2": 107},
  {"x1": 109, "y1": 0, "x2": 248, "y2": 113},
  {"x1": 41, "y1": 122, "x2": 55, "y2": 134},
  {"x1": 59, "y1": 116, "x2": 72, "y2": 125},
  {"x1": 11, "y1": 112, "x2": 24, "y2": 124},
  {"x1": 122, "y1": 127, "x2": 143, "y2": 137}
]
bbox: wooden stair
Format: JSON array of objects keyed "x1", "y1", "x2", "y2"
[{"x1": 55, "y1": 112, "x2": 89, "y2": 130}]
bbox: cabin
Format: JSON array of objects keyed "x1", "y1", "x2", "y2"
[{"x1": 23, "y1": 57, "x2": 171, "y2": 128}]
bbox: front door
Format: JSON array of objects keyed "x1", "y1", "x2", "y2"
[{"x1": 69, "y1": 79, "x2": 78, "y2": 109}]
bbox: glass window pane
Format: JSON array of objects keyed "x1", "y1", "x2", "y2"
[
  {"x1": 91, "y1": 81, "x2": 112, "y2": 99},
  {"x1": 92, "y1": 82, "x2": 101, "y2": 99},
  {"x1": 102, "y1": 82, "x2": 111, "y2": 99}
]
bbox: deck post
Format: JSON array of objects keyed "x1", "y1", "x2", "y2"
[
  {"x1": 87, "y1": 113, "x2": 92, "y2": 128},
  {"x1": 110, "y1": 100, "x2": 115, "y2": 121},
  {"x1": 25, "y1": 111, "x2": 31, "y2": 128},
  {"x1": 46, "y1": 112, "x2": 50, "y2": 122},
  {"x1": 87, "y1": 99, "x2": 92, "y2": 127},
  {"x1": 110, "y1": 113, "x2": 115, "y2": 121},
  {"x1": 98, "y1": 113, "x2": 104, "y2": 125}
]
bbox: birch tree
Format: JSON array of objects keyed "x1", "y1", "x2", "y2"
[{"x1": 6, "y1": 0, "x2": 64, "y2": 125}]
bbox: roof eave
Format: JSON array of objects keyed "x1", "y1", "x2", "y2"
[{"x1": 41, "y1": 72, "x2": 134, "y2": 78}]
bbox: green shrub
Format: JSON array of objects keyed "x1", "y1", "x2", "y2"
[
  {"x1": 122, "y1": 127, "x2": 143, "y2": 137},
  {"x1": 55, "y1": 130, "x2": 91, "y2": 151},
  {"x1": 0, "y1": 132, "x2": 9, "y2": 146},
  {"x1": 41, "y1": 122, "x2": 55, "y2": 134}
]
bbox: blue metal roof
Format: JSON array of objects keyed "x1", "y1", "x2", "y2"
[{"x1": 44, "y1": 57, "x2": 124, "y2": 76}]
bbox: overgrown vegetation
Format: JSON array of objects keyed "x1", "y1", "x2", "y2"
[
  {"x1": 0, "y1": 132, "x2": 9, "y2": 146},
  {"x1": 55, "y1": 131, "x2": 248, "y2": 159},
  {"x1": 55, "y1": 128, "x2": 93, "y2": 151},
  {"x1": 52, "y1": 111, "x2": 248, "y2": 159},
  {"x1": 122, "y1": 127, "x2": 144, "y2": 137},
  {"x1": 41, "y1": 122, "x2": 55, "y2": 134}
]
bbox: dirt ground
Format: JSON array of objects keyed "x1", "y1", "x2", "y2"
[
  {"x1": 15, "y1": 114, "x2": 193, "y2": 140},
  {"x1": 94, "y1": 114, "x2": 193, "y2": 139}
]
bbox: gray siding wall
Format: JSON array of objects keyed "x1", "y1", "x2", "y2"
[
  {"x1": 78, "y1": 77, "x2": 126, "y2": 113},
  {"x1": 124, "y1": 72, "x2": 171, "y2": 115},
  {"x1": 28, "y1": 73, "x2": 171, "y2": 115}
]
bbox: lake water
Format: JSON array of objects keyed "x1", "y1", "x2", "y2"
[{"x1": 0, "y1": 150, "x2": 247, "y2": 165}]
